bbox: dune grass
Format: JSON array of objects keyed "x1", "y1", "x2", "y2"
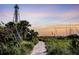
[{"x1": 39, "y1": 37, "x2": 79, "y2": 55}]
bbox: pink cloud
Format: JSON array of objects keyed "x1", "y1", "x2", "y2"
[
  {"x1": 21, "y1": 11, "x2": 79, "y2": 19},
  {"x1": 1, "y1": 11, "x2": 79, "y2": 20}
]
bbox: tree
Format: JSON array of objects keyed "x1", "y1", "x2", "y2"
[
  {"x1": 26, "y1": 29, "x2": 38, "y2": 40},
  {"x1": 5, "y1": 22, "x2": 21, "y2": 40},
  {"x1": 17, "y1": 20, "x2": 31, "y2": 40},
  {"x1": 0, "y1": 20, "x2": 38, "y2": 42}
]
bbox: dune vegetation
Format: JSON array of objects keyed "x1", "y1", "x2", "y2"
[
  {"x1": 0, "y1": 20, "x2": 79, "y2": 55},
  {"x1": 0, "y1": 20, "x2": 39, "y2": 55},
  {"x1": 39, "y1": 35, "x2": 79, "y2": 55}
]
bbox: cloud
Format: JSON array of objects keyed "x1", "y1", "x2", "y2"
[
  {"x1": 1, "y1": 10, "x2": 79, "y2": 26},
  {"x1": 21, "y1": 11, "x2": 79, "y2": 19}
]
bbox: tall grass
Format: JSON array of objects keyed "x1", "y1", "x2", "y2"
[
  {"x1": 0, "y1": 20, "x2": 39, "y2": 55},
  {"x1": 0, "y1": 39, "x2": 36, "y2": 55},
  {"x1": 39, "y1": 37, "x2": 79, "y2": 55}
]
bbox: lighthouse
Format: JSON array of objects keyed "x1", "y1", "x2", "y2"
[{"x1": 14, "y1": 4, "x2": 19, "y2": 23}]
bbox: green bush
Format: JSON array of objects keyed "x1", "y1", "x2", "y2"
[
  {"x1": 42, "y1": 38, "x2": 73, "y2": 55},
  {"x1": 31, "y1": 38, "x2": 39, "y2": 45},
  {"x1": 0, "y1": 39, "x2": 35, "y2": 55},
  {"x1": 20, "y1": 40, "x2": 34, "y2": 54},
  {"x1": 0, "y1": 20, "x2": 39, "y2": 55}
]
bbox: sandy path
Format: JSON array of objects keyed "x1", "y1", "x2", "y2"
[{"x1": 31, "y1": 41, "x2": 47, "y2": 55}]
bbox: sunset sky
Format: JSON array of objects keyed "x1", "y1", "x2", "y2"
[{"x1": 0, "y1": 4, "x2": 79, "y2": 36}]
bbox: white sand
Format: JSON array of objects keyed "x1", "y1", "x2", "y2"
[{"x1": 31, "y1": 41, "x2": 47, "y2": 55}]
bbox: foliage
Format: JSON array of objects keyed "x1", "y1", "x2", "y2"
[
  {"x1": 0, "y1": 20, "x2": 38, "y2": 55},
  {"x1": 70, "y1": 39, "x2": 79, "y2": 54},
  {"x1": 66, "y1": 34, "x2": 79, "y2": 39},
  {"x1": 39, "y1": 36, "x2": 79, "y2": 55}
]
